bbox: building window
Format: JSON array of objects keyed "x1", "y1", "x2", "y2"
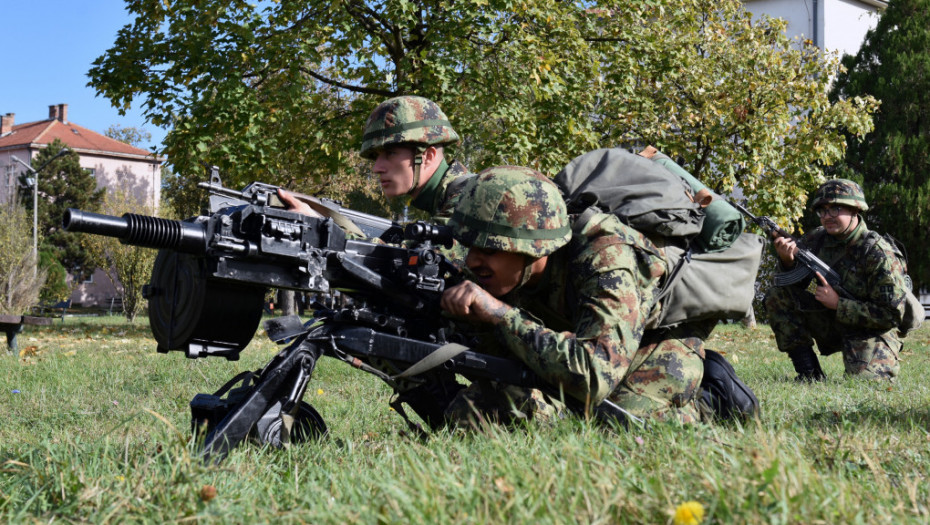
[{"x1": 84, "y1": 167, "x2": 96, "y2": 178}]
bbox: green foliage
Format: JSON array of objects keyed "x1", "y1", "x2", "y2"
[
  {"x1": 0, "y1": 204, "x2": 46, "y2": 314},
  {"x1": 104, "y1": 124, "x2": 152, "y2": 148},
  {"x1": 591, "y1": 1, "x2": 877, "y2": 226},
  {"x1": 19, "y1": 141, "x2": 106, "y2": 280},
  {"x1": 37, "y1": 249, "x2": 69, "y2": 304},
  {"x1": 2, "y1": 321, "x2": 930, "y2": 521},
  {"x1": 88, "y1": 0, "x2": 874, "y2": 225},
  {"x1": 830, "y1": 0, "x2": 930, "y2": 291},
  {"x1": 83, "y1": 189, "x2": 159, "y2": 322}
]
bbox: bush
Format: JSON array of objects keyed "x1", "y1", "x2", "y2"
[
  {"x1": 0, "y1": 203, "x2": 47, "y2": 314},
  {"x1": 38, "y1": 249, "x2": 70, "y2": 304}
]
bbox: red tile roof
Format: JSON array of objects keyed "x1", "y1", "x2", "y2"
[{"x1": 0, "y1": 118, "x2": 159, "y2": 161}]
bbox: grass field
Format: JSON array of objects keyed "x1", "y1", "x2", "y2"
[{"x1": 2, "y1": 315, "x2": 929, "y2": 523}]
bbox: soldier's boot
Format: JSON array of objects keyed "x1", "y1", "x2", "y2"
[{"x1": 788, "y1": 346, "x2": 826, "y2": 383}]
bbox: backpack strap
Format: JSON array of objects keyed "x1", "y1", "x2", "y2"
[
  {"x1": 651, "y1": 248, "x2": 691, "y2": 308},
  {"x1": 571, "y1": 206, "x2": 601, "y2": 236}
]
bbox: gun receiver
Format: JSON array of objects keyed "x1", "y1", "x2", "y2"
[
  {"x1": 197, "y1": 177, "x2": 401, "y2": 242},
  {"x1": 729, "y1": 201, "x2": 849, "y2": 296}
]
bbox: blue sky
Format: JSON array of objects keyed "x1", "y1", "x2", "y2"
[{"x1": 0, "y1": 0, "x2": 166, "y2": 152}]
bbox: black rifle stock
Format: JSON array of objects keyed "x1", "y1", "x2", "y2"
[
  {"x1": 729, "y1": 201, "x2": 851, "y2": 298},
  {"x1": 64, "y1": 179, "x2": 637, "y2": 463}
]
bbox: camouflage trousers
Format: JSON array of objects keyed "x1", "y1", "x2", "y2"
[
  {"x1": 765, "y1": 285, "x2": 901, "y2": 380},
  {"x1": 444, "y1": 323, "x2": 709, "y2": 427}
]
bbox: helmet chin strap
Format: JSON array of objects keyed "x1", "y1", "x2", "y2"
[
  {"x1": 514, "y1": 255, "x2": 539, "y2": 292},
  {"x1": 407, "y1": 150, "x2": 424, "y2": 196},
  {"x1": 840, "y1": 214, "x2": 859, "y2": 236}
]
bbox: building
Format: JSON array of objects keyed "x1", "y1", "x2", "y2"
[
  {"x1": 743, "y1": 0, "x2": 887, "y2": 56},
  {"x1": 0, "y1": 103, "x2": 163, "y2": 307}
]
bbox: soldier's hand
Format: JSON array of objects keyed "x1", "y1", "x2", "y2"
[
  {"x1": 772, "y1": 234, "x2": 798, "y2": 267},
  {"x1": 277, "y1": 189, "x2": 323, "y2": 218},
  {"x1": 813, "y1": 271, "x2": 839, "y2": 310},
  {"x1": 441, "y1": 281, "x2": 511, "y2": 325}
]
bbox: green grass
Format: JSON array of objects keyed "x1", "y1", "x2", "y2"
[{"x1": 2, "y1": 315, "x2": 929, "y2": 523}]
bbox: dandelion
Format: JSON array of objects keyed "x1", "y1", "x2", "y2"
[
  {"x1": 673, "y1": 501, "x2": 705, "y2": 525},
  {"x1": 317, "y1": 388, "x2": 324, "y2": 395}
]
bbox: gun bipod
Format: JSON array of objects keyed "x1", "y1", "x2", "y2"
[{"x1": 194, "y1": 334, "x2": 327, "y2": 464}]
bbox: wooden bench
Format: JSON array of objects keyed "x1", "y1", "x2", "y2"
[
  {"x1": 0, "y1": 315, "x2": 53, "y2": 353},
  {"x1": 33, "y1": 299, "x2": 72, "y2": 322}
]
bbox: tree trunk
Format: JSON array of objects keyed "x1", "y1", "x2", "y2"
[{"x1": 278, "y1": 289, "x2": 297, "y2": 316}]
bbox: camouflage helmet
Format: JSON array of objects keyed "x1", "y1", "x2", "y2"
[
  {"x1": 811, "y1": 179, "x2": 869, "y2": 212},
  {"x1": 450, "y1": 166, "x2": 571, "y2": 258},
  {"x1": 359, "y1": 96, "x2": 460, "y2": 159}
]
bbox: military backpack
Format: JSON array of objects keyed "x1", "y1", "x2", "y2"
[{"x1": 554, "y1": 148, "x2": 764, "y2": 328}]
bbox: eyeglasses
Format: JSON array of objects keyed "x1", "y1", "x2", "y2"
[{"x1": 815, "y1": 205, "x2": 847, "y2": 218}]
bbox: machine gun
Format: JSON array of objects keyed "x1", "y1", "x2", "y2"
[
  {"x1": 729, "y1": 200, "x2": 851, "y2": 298},
  {"x1": 64, "y1": 178, "x2": 637, "y2": 463}
]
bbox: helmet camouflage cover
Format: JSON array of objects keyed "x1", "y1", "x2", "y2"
[
  {"x1": 359, "y1": 96, "x2": 460, "y2": 159},
  {"x1": 450, "y1": 166, "x2": 571, "y2": 258},
  {"x1": 811, "y1": 178, "x2": 869, "y2": 212}
]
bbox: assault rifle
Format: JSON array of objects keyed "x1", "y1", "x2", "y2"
[
  {"x1": 730, "y1": 201, "x2": 851, "y2": 297},
  {"x1": 63, "y1": 177, "x2": 637, "y2": 463}
]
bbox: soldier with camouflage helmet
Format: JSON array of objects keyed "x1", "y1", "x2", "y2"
[
  {"x1": 440, "y1": 166, "x2": 711, "y2": 425},
  {"x1": 765, "y1": 178, "x2": 910, "y2": 381},
  {"x1": 281, "y1": 95, "x2": 473, "y2": 227},
  {"x1": 359, "y1": 95, "x2": 473, "y2": 222}
]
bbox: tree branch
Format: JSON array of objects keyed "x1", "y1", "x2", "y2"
[{"x1": 298, "y1": 66, "x2": 395, "y2": 97}]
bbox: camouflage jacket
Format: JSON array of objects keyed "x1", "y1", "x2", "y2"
[
  {"x1": 490, "y1": 212, "x2": 668, "y2": 405},
  {"x1": 786, "y1": 219, "x2": 908, "y2": 333},
  {"x1": 410, "y1": 159, "x2": 474, "y2": 224}
]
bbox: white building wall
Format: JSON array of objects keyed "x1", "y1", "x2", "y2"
[
  {"x1": 744, "y1": 0, "x2": 817, "y2": 42},
  {"x1": 81, "y1": 155, "x2": 161, "y2": 210},
  {"x1": 822, "y1": 0, "x2": 881, "y2": 57},
  {"x1": 0, "y1": 150, "x2": 32, "y2": 205},
  {"x1": 743, "y1": 0, "x2": 884, "y2": 57}
]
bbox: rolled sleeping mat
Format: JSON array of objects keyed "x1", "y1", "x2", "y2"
[{"x1": 650, "y1": 152, "x2": 745, "y2": 253}]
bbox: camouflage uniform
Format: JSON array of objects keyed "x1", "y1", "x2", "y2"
[
  {"x1": 765, "y1": 179, "x2": 909, "y2": 380},
  {"x1": 409, "y1": 159, "x2": 472, "y2": 224},
  {"x1": 446, "y1": 167, "x2": 707, "y2": 426}
]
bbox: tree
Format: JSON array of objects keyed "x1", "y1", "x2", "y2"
[
  {"x1": 84, "y1": 188, "x2": 159, "y2": 322},
  {"x1": 19, "y1": 141, "x2": 106, "y2": 280},
  {"x1": 0, "y1": 203, "x2": 46, "y2": 315},
  {"x1": 830, "y1": 0, "x2": 930, "y2": 291},
  {"x1": 89, "y1": 0, "x2": 874, "y2": 225},
  {"x1": 89, "y1": 0, "x2": 600, "y2": 217},
  {"x1": 591, "y1": 1, "x2": 877, "y2": 224},
  {"x1": 38, "y1": 249, "x2": 69, "y2": 305},
  {"x1": 104, "y1": 124, "x2": 152, "y2": 148}
]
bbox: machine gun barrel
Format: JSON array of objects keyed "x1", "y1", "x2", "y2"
[{"x1": 63, "y1": 208, "x2": 207, "y2": 254}]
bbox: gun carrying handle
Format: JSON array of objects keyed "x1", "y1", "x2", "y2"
[{"x1": 279, "y1": 190, "x2": 366, "y2": 238}]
